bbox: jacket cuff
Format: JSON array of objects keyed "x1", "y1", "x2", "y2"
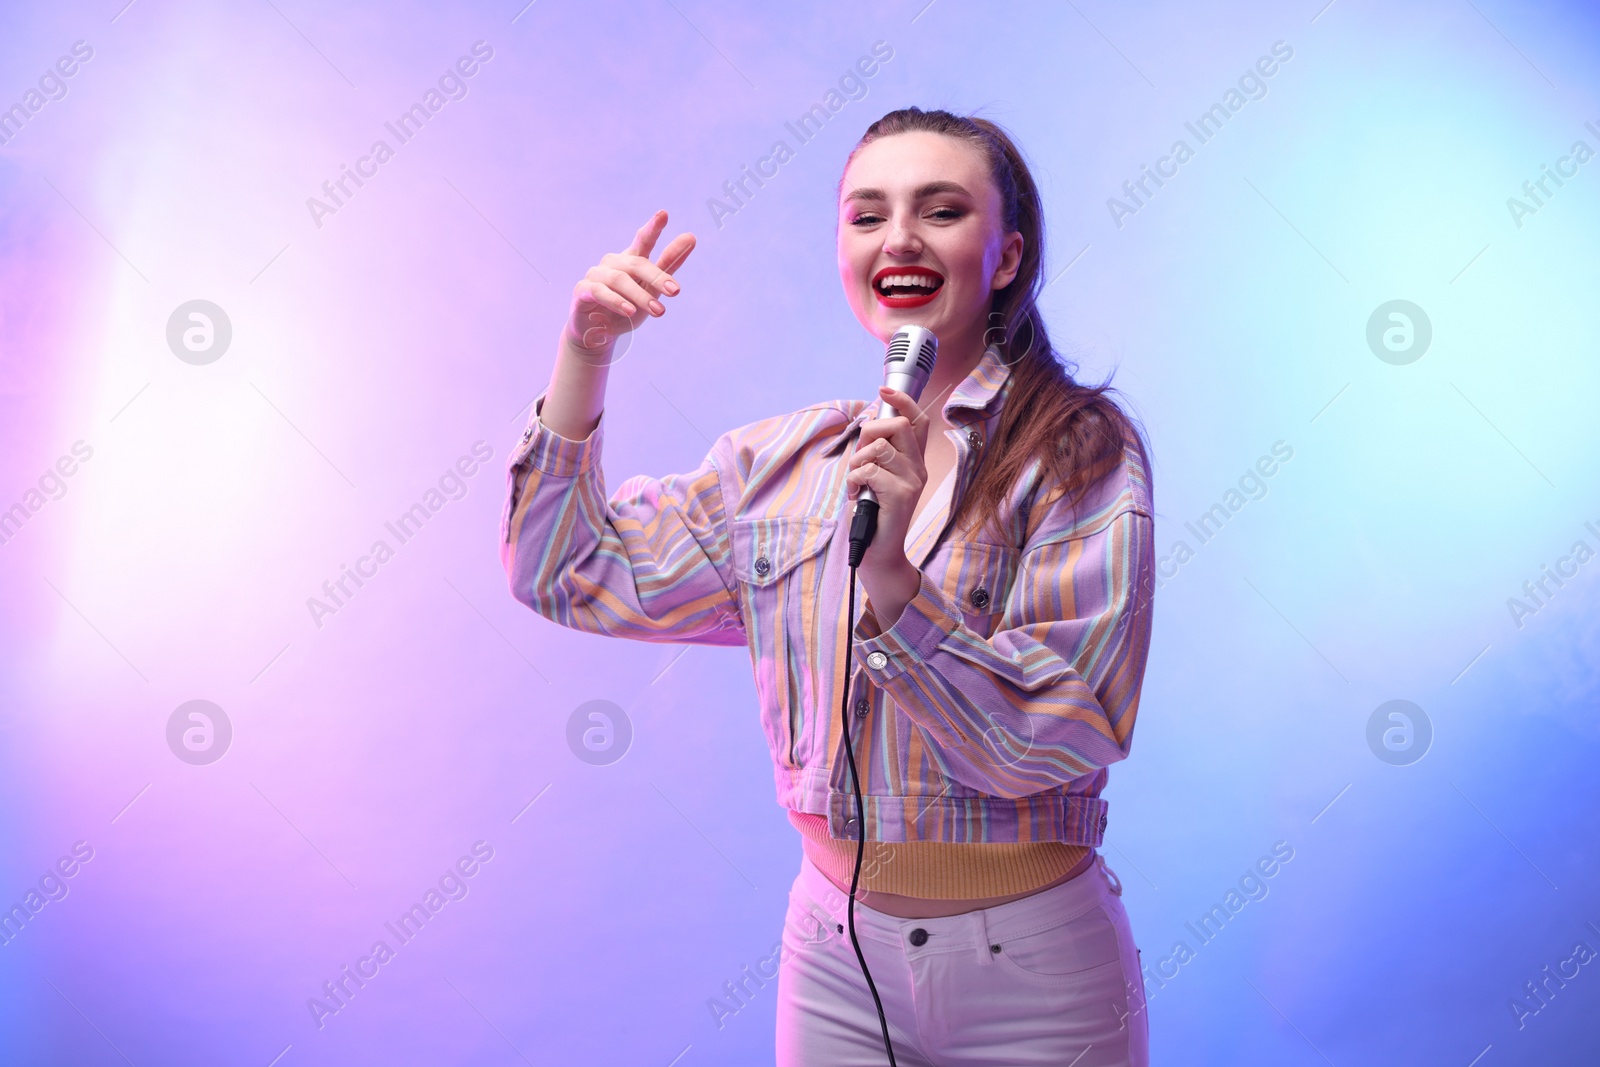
[
  {"x1": 513, "y1": 393, "x2": 604, "y2": 478},
  {"x1": 852, "y1": 570, "x2": 963, "y2": 682}
]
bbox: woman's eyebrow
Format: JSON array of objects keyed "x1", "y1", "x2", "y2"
[
  {"x1": 912, "y1": 180, "x2": 973, "y2": 198},
  {"x1": 842, "y1": 180, "x2": 974, "y2": 204}
]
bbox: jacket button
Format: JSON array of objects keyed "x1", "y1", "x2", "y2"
[
  {"x1": 843, "y1": 818, "x2": 859, "y2": 839},
  {"x1": 753, "y1": 555, "x2": 771, "y2": 577},
  {"x1": 866, "y1": 651, "x2": 888, "y2": 670},
  {"x1": 970, "y1": 587, "x2": 990, "y2": 610},
  {"x1": 908, "y1": 928, "x2": 929, "y2": 947},
  {"x1": 854, "y1": 698, "x2": 870, "y2": 718},
  {"x1": 1099, "y1": 813, "x2": 1108, "y2": 831},
  {"x1": 967, "y1": 430, "x2": 982, "y2": 448},
  {"x1": 521, "y1": 427, "x2": 534, "y2": 441}
]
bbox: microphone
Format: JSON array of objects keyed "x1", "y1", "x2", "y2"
[{"x1": 848, "y1": 325, "x2": 939, "y2": 566}]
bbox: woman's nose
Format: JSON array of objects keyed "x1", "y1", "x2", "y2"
[{"x1": 880, "y1": 214, "x2": 923, "y2": 256}]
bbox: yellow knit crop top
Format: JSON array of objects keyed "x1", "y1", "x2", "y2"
[{"x1": 788, "y1": 810, "x2": 1091, "y2": 900}]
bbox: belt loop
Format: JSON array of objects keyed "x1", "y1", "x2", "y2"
[
  {"x1": 974, "y1": 904, "x2": 994, "y2": 966},
  {"x1": 1098, "y1": 852, "x2": 1123, "y2": 896}
]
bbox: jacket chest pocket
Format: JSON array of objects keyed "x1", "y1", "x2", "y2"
[
  {"x1": 731, "y1": 516, "x2": 838, "y2": 767},
  {"x1": 933, "y1": 539, "x2": 1020, "y2": 637}
]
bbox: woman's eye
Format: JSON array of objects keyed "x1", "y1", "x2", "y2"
[
  {"x1": 929, "y1": 207, "x2": 964, "y2": 221},
  {"x1": 850, "y1": 213, "x2": 884, "y2": 226}
]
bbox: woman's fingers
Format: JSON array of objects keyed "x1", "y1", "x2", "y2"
[
  {"x1": 855, "y1": 423, "x2": 911, "y2": 467},
  {"x1": 847, "y1": 458, "x2": 880, "y2": 486},
  {"x1": 878, "y1": 387, "x2": 930, "y2": 431},
  {"x1": 655, "y1": 231, "x2": 697, "y2": 276},
  {"x1": 576, "y1": 279, "x2": 636, "y2": 319},
  {"x1": 849, "y1": 435, "x2": 912, "y2": 489},
  {"x1": 602, "y1": 252, "x2": 681, "y2": 300},
  {"x1": 861, "y1": 438, "x2": 895, "y2": 470},
  {"x1": 877, "y1": 388, "x2": 930, "y2": 453},
  {"x1": 564, "y1": 210, "x2": 689, "y2": 349},
  {"x1": 595, "y1": 267, "x2": 662, "y2": 316},
  {"x1": 617, "y1": 212, "x2": 691, "y2": 300},
  {"x1": 857, "y1": 422, "x2": 919, "y2": 473},
  {"x1": 625, "y1": 210, "x2": 669, "y2": 259},
  {"x1": 850, "y1": 392, "x2": 929, "y2": 513}
]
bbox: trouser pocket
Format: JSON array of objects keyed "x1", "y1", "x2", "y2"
[{"x1": 992, "y1": 903, "x2": 1125, "y2": 985}]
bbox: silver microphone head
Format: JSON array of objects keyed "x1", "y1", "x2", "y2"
[
  {"x1": 855, "y1": 325, "x2": 940, "y2": 512},
  {"x1": 880, "y1": 325, "x2": 939, "y2": 416}
]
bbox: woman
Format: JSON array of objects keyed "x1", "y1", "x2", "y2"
[{"x1": 502, "y1": 107, "x2": 1155, "y2": 1066}]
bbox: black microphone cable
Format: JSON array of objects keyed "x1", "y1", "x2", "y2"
[
  {"x1": 841, "y1": 499, "x2": 898, "y2": 1066},
  {"x1": 836, "y1": 322, "x2": 934, "y2": 1066}
]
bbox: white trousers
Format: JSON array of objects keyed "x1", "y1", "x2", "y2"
[{"x1": 775, "y1": 851, "x2": 1149, "y2": 1066}]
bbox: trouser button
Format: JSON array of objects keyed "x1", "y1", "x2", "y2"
[{"x1": 908, "y1": 928, "x2": 929, "y2": 947}]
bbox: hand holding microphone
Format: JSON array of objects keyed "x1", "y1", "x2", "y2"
[{"x1": 847, "y1": 326, "x2": 939, "y2": 571}]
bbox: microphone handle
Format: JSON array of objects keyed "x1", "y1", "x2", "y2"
[
  {"x1": 856, "y1": 374, "x2": 922, "y2": 508},
  {"x1": 854, "y1": 399, "x2": 894, "y2": 508},
  {"x1": 849, "y1": 387, "x2": 922, "y2": 563}
]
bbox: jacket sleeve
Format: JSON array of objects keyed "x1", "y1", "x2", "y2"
[
  {"x1": 852, "y1": 468, "x2": 1155, "y2": 799},
  {"x1": 500, "y1": 395, "x2": 747, "y2": 645}
]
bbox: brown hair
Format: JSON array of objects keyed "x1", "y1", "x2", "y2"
[{"x1": 846, "y1": 107, "x2": 1149, "y2": 540}]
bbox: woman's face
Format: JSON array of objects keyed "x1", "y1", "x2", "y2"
[{"x1": 837, "y1": 130, "x2": 1023, "y2": 349}]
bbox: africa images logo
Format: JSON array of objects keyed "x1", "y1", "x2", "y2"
[
  {"x1": 167, "y1": 700, "x2": 232, "y2": 766},
  {"x1": 166, "y1": 300, "x2": 233, "y2": 365},
  {"x1": 566, "y1": 699, "x2": 632, "y2": 766},
  {"x1": 1366, "y1": 700, "x2": 1432, "y2": 766},
  {"x1": 1365, "y1": 300, "x2": 1431, "y2": 365}
]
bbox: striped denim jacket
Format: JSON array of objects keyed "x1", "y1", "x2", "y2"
[{"x1": 500, "y1": 344, "x2": 1155, "y2": 847}]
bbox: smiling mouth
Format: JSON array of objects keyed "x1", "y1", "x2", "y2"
[{"x1": 873, "y1": 267, "x2": 945, "y2": 308}]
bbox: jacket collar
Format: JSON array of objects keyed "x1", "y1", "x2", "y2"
[
  {"x1": 824, "y1": 344, "x2": 1014, "y2": 456},
  {"x1": 944, "y1": 342, "x2": 1013, "y2": 419}
]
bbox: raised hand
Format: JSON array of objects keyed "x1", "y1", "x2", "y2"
[{"x1": 565, "y1": 209, "x2": 696, "y2": 359}]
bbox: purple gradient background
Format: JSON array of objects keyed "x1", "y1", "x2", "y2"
[{"x1": 3, "y1": 1, "x2": 1599, "y2": 1063}]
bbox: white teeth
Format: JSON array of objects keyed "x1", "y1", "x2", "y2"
[{"x1": 878, "y1": 273, "x2": 939, "y2": 292}]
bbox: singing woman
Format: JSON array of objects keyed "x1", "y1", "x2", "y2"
[{"x1": 502, "y1": 107, "x2": 1156, "y2": 1066}]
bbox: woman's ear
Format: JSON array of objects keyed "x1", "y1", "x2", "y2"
[{"x1": 991, "y1": 230, "x2": 1024, "y2": 291}]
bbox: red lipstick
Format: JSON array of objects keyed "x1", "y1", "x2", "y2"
[{"x1": 872, "y1": 266, "x2": 945, "y2": 308}]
